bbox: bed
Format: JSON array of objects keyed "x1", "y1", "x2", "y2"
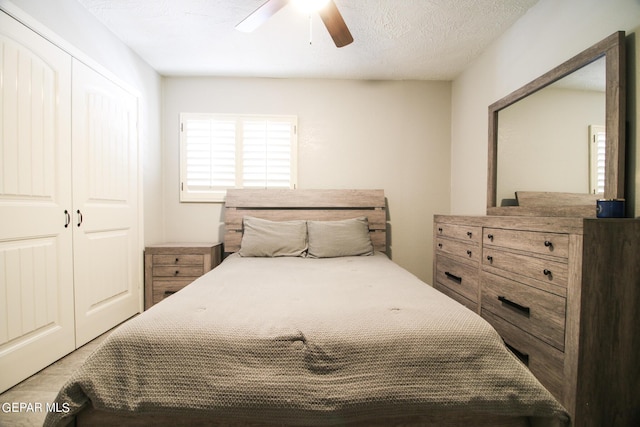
[{"x1": 44, "y1": 189, "x2": 569, "y2": 427}]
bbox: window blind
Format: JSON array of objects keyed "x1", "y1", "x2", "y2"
[{"x1": 180, "y1": 114, "x2": 297, "y2": 202}]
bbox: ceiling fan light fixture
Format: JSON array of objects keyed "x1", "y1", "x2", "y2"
[{"x1": 292, "y1": 0, "x2": 330, "y2": 14}]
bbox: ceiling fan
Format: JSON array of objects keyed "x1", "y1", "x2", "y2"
[{"x1": 236, "y1": 0, "x2": 354, "y2": 48}]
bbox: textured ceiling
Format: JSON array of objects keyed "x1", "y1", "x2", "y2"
[{"x1": 76, "y1": 0, "x2": 539, "y2": 79}]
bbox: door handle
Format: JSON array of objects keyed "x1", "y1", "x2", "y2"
[
  {"x1": 77, "y1": 210, "x2": 83, "y2": 227},
  {"x1": 64, "y1": 210, "x2": 71, "y2": 228}
]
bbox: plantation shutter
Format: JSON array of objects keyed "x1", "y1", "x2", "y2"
[
  {"x1": 180, "y1": 114, "x2": 297, "y2": 202},
  {"x1": 589, "y1": 125, "x2": 606, "y2": 195}
]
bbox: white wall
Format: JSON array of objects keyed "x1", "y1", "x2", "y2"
[
  {"x1": 451, "y1": 0, "x2": 640, "y2": 217},
  {"x1": 1, "y1": 0, "x2": 164, "y2": 245},
  {"x1": 162, "y1": 77, "x2": 451, "y2": 282}
]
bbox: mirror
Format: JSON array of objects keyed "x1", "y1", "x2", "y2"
[{"x1": 487, "y1": 31, "x2": 626, "y2": 217}]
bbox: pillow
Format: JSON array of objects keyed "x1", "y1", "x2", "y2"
[
  {"x1": 307, "y1": 217, "x2": 374, "y2": 258},
  {"x1": 239, "y1": 216, "x2": 307, "y2": 257}
]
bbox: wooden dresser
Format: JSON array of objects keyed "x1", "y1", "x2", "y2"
[
  {"x1": 433, "y1": 215, "x2": 639, "y2": 426},
  {"x1": 144, "y1": 243, "x2": 223, "y2": 309}
]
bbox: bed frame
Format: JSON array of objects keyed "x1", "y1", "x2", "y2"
[
  {"x1": 224, "y1": 189, "x2": 388, "y2": 253},
  {"x1": 65, "y1": 189, "x2": 562, "y2": 427}
]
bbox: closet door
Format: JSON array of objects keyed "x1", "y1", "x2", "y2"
[
  {"x1": 71, "y1": 60, "x2": 140, "y2": 346},
  {"x1": 0, "y1": 12, "x2": 75, "y2": 392}
]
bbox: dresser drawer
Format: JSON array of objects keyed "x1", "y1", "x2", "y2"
[
  {"x1": 436, "y1": 237, "x2": 480, "y2": 262},
  {"x1": 152, "y1": 265, "x2": 204, "y2": 277},
  {"x1": 435, "y1": 255, "x2": 479, "y2": 303},
  {"x1": 482, "y1": 272, "x2": 565, "y2": 350},
  {"x1": 152, "y1": 279, "x2": 194, "y2": 304},
  {"x1": 482, "y1": 310, "x2": 564, "y2": 402},
  {"x1": 483, "y1": 247, "x2": 568, "y2": 287},
  {"x1": 153, "y1": 254, "x2": 204, "y2": 266},
  {"x1": 435, "y1": 223, "x2": 481, "y2": 243},
  {"x1": 435, "y1": 282, "x2": 478, "y2": 312},
  {"x1": 484, "y1": 228, "x2": 569, "y2": 259}
]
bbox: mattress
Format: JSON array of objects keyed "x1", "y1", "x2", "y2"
[{"x1": 45, "y1": 253, "x2": 568, "y2": 426}]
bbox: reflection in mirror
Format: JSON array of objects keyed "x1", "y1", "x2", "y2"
[
  {"x1": 496, "y1": 57, "x2": 605, "y2": 206},
  {"x1": 487, "y1": 31, "x2": 626, "y2": 217}
]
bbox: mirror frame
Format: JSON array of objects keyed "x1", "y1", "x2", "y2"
[{"x1": 487, "y1": 31, "x2": 626, "y2": 217}]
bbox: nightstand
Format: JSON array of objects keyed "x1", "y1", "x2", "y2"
[{"x1": 144, "y1": 242, "x2": 223, "y2": 309}]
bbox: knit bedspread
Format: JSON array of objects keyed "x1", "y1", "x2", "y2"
[{"x1": 45, "y1": 253, "x2": 568, "y2": 426}]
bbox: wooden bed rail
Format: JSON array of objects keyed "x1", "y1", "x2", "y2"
[{"x1": 224, "y1": 189, "x2": 387, "y2": 253}]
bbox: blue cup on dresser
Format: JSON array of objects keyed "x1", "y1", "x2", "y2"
[{"x1": 596, "y1": 199, "x2": 625, "y2": 218}]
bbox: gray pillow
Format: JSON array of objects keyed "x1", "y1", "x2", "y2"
[
  {"x1": 239, "y1": 216, "x2": 307, "y2": 257},
  {"x1": 307, "y1": 217, "x2": 374, "y2": 258}
]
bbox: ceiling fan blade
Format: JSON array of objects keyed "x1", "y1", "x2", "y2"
[
  {"x1": 317, "y1": 0, "x2": 353, "y2": 47},
  {"x1": 236, "y1": 0, "x2": 289, "y2": 33}
]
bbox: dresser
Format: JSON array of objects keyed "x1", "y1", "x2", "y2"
[
  {"x1": 144, "y1": 243, "x2": 223, "y2": 309},
  {"x1": 433, "y1": 215, "x2": 640, "y2": 426}
]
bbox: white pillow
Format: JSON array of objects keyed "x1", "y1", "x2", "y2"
[
  {"x1": 307, "y1": 217, "x2": 374, "y2": 258},
  {"x1": 239, "y1": 217, "x2": 308, "y2": 257}
]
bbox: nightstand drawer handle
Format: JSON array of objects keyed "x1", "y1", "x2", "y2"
[
  {"x1": 444, "y1": 271, "x2": 462, "y2": 284},
  {"x1": 504, "y1": 341, "x2": 529, "y2": 366},
  {"x1": 164, "y1": 291, "x2": 177, "y2": 297},
  {"x1": 498, "y1": 295, "x2": 530, "y2": 317}
]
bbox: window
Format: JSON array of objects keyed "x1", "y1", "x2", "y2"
[
  {"x1": 180, "y1": 113, "x2": 298, "y2": 202},
  {"x1": 589, "y1": 125, "x2": 605, "y2": 195}
]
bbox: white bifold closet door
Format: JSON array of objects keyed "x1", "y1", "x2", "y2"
[
  {"x1": 71, "y1": 60, "x2": 140, "y2": 347},
  {"x1": 0, "y1": 11, "x2": 141, "y2": 392},
  {"x1": 0, "y1": 11, "x2": 75, "y2": 392}
]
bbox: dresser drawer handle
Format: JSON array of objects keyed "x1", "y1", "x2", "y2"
[
  {"x1": 438, "y1": 243, "x2": 443, "y2": 248},
  {"x1": 504, "y1": 341, "x2": 530, "y2": 366},
  {"x1": 175, "y1": 257, "x2": 179, "y2": 263},
  {"x1": 466, "y1": 250, "x2": 472, "y2": 257},
  {"x1": 498, "y1": 296, "x2": 530, "y2": 317},
  {"x1": 174, "y1": 270, "x2": 180, "y2": 276},
  {"x1": 544, "y1": 240, "x2": 553, "y2": 249},
  {"x1": 164, "y1": 290, "x2": 177, "y2": 297},
  {"x1": 444, "y1": 271, "x2": 462, "y2": 284},
  {"x1": 487, "y1": 233, "x2": 494, "y2": 241},
  {"x1": 466, "y1": 231, "x2": 473, "y2": 238},
  {"x1": 438, "y1": 227, "x2": 443, "y2": 234},
  {"x1": 543, "y1": 269, "x2": 552, "y2": 278},
  {"x1": 486, "y1": 255, "x2": 493, "y2": 263}
]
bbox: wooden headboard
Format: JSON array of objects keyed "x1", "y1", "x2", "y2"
[{"x1": 224, "y1": 189, "x2": 387, "y2": 253}]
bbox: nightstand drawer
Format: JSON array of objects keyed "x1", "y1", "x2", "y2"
[
  {"x1": 152, "y1": 279, "x2": 194, "y2": 304},
  {"x1": 436, "y1": 237, "x2": 480, "y2": 262},
  {"x1": 435, "y1": 254, "x2": 479, "y2": 303},
  {"x1": 484, "y1": 228, "x2": 569, "y2": 259},
  {"x1": 153, "y1": 254, "x2": 204, "y2": 266},
  {"x1": 483, "y1": 247, "x2": 568, "y2": 287},
  {"x1": 482, "y1": 272, "x2": 565, "y2": 350},
  {"x1": 435, "y1": 223, "x2": 481, "y2": 243},
  {"x1": 483, "y1": 310, "x2": 564, "y2": 402},
  {"x1": 152, "y1": 265, "x2": 204, "y2": 277}
]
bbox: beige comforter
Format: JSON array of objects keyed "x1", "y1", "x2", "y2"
[{"x1": 45, "y1": 253, "x2": 568, "y2": 426}]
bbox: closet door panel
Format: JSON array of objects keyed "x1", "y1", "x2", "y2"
[
  {"x1": 71, "y1": 59, "x2": 140, "y2": 346},
  {"x1": 0, "y1": 11, "x2": 74, "y2": 393}
]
